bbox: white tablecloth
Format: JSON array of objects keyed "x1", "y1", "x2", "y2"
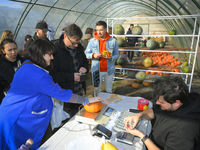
[{"x1": 39, "y1": 92, "x2": 152, "y2": 150}]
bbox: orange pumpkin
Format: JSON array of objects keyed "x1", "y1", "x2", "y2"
[
  {"x1": 84, "y1": 111, "x2": 99, "y2": 119},
  {"x1": 126, "y1": 79, "x2": 133, "y2": 86},
  {"x1": 84, "y1": 101, "x2": 102, "y2": 113},
  {"x1": 132, "y1": 82, "x2": 140, "y2": 89},
  {"x1": 142, "y1": 80, "x2": 152, "y2": 87}
]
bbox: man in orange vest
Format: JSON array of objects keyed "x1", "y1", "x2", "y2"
[{"x1": 85, "y1": 21, "x2": 119, "y2": 96}]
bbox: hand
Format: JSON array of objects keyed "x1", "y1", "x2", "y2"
[
  {"x1": 124, "y1": 113, "x2": 141, "y2": 129},
  {"x1": 79, "y1": 67, "x2": 87, "y2": 74},
  {"x1": 88, "y1": 96, "x2": 102, "y2": 103},
  {"x1": 125, "y1": 127, "x2": 145, "y2": 138},
  {"x1": 74, "y1": 73, "x2": 81, "y2": 82},
  {"x1": 93, "y1": 53, "x2": 102, "y2": 59},
  {"x1": 103, "y1": 55, "x2": 112, "y2": 60}
]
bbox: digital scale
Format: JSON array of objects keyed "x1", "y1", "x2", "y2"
[{"x1": 75, "y1": 104, "x2": 115, "y2": 126}]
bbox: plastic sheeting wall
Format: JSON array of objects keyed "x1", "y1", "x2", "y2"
[{"x1": 0, "y1": 0, "x2": 200, "y2": 71}]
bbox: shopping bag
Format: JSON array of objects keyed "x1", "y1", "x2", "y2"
[{"x1": 50, "y1": 98, "x2": 70, "y2": 130}]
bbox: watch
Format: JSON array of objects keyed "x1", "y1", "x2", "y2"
[{"x1": 141, "y1": 135, "x2": 149, "y2": 143}]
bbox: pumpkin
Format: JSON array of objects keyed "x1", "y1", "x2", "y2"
[
  {"x1": 142, "y1": 80, "x2": 152, "y2": 87},
  {"x1": 136, "y1": 71, "x2": 146, "y2": 82},
  {"x1": 126, "y1": 79, "x2": 133, "y2": 86},
  {"x1": 143, "y1": 57, "x2": 153, "y2": 67},
  {"x1": 132, "y1": 82, "x2": 140, "y2": 89},
  {"x1": 84, "y1": 111, "x2": 99, "y2": 119},
  {"x1": 84, "y1": 101, "x2": 102, "y2": 113},
  {"x1": 113, "y1": 24, "x2": 124, "y2": 35},
  {"x1": 117, "y1": 57, "x2": 127, "y2": 66},
  {"x1": 132, "y1": 26, "x2": 143, "y2": 35},
  {"x1": 146, "y1": 39, "x2": 157, "y2": 50},
  {"x1": 117, "y1": 38, "x2": 126, "y2": 47}
]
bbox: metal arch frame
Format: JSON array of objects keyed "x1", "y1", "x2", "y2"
[
  {"x1": 85, "y1": 0, "x2": 164, "y2": 29},
  {"x1": 13, "y1": 0, "x2": 38, "y2": 41},
  {"x1": 42, "y1": 0, "x2": 59, "y2": 21},
  {"x1": 80, "y1": 0, "x2": 111, "y2": 29},
  {"x1": 54, "y1": 0, "x2": 82, "y2": 34},
  {"x1": 74, "y1": 0, "x2": 95, "y2": 24},
  {"x1": 192, "y1": 0, "x2": 200, "y2": 9},
  {"x1": 160, "y1": 0, "x2": 197, "y2": 56}
]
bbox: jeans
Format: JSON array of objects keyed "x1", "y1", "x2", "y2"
[{"x1": 94, "y1": 72, "x2": 114, "y2": 96}]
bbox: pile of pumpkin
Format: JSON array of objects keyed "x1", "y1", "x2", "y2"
[
  {"x1": 126, "y1": 79, "x2": 152, "y2": 89},
  {"x1": 141, "y1": 52, "x2": 182, "y2": 75},
  {"x1": 126, "y1": 71, "x2": 152, "y2": 89}
]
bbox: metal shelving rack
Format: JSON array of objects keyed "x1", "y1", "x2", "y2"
[{"x1": 107, "y1": 14, "x2": 200, "y2": 92}]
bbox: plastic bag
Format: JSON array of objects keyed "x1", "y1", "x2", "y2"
[{"x1": 50, "y1": 98, "x2": 70, "y2": 130}]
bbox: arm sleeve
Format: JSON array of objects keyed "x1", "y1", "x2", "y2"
[
  {"x1": 85, "y1": 40, "x2": 95, "y2": 59},
  {"x1": 80, "y1": 51, "x2": 89, "y2": 73},
  {"x1": 37, "y1": 75, "x2": 73, "y2": 102},
  {"x1": 37, "y1": 75, "x2": 89, "y2": 105}
]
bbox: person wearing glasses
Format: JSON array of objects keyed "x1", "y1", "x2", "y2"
[
  {"x1": 25, "y1": 20, "x2": 50, "y2": 52},
  {"x1": 50, "y1": 24, "x2": 89, "y2": 118}
]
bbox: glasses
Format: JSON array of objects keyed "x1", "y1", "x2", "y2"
[{"x1": 67, "y1": 36, "x2": 80, "y2": 45}]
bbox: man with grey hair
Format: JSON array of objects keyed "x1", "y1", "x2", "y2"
[{"x1": 50, "y1": 24, "x2": 89, "y2": 118}]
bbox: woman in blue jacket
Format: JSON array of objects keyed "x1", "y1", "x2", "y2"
[{"x1": 0, "y1": 39, "x2": 101, "y2": 150}]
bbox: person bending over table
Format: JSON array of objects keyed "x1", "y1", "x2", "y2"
[
  {"x1": 0, "y1": 39, "x2": 101, "y2": 150},
  {"x1": 124, "y1": 76, "x2": 200, "y2": 150}
]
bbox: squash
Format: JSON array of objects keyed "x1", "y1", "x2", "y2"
[
  {"x1": 101, "y1": 142, "x2": 118, "y2": 150},
  {"x1": 132, "y1": 82, "x2": 140, "y2": 89},
  {"x1": 142, "y1": 80, "x2": 152, "y2": 87},
  {"x1": 84, "y1": 101, "x2": 102, "y2": 113},
  {"x1": 84, "y1": 111, "x2": 98, "y2": 119},
  {"x1": 126, "y1": 79, "x2": 133, "y2": 86}
]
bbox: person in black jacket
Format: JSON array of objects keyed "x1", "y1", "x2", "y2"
[
  {"x1": 25, "y1": 21, "x2": 50, "y2": 52},
  {"x1": 0, "y1": 38, "x2": 26, "y2": 104},
  {"x1": 50, "y1": 24, "x2": 89, "y2": 117},
  {"x1": 124, "y1": 76, "x2": 200, "y2": 150},
  {"x1": 126, "y1": 24, "x2": 138, "y2": 61}
]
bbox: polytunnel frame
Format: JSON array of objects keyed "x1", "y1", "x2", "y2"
[
  {"x1": 13, "y1": 0, "x2": 39, "y2": 41},
  {"x1": 12, "y1": 0, "x2": 198, "y2": 43},
  {"x1": 81, "y1": 0, "x2": 193, "y2": 51}
]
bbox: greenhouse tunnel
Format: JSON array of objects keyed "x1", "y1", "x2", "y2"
[{"x1": 0, "y1": 0, "x2": 200, "y2": 71}]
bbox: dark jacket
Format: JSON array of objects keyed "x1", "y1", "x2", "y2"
[
  {"x1": 25, "y1": 33, "x2": 49, "y2": 52},
  {"x1": 50, "y1": 34, "x2": 89, "y2": 94},
  {"x1": 0, "y1": 54, "x2": 26, "y2": 104},
  {"x1": 150, "y1": 92, "x2": 200, "y2": 150},
  {"x1": 126, "y1": 28, "x2": 138, "y2": 46}
]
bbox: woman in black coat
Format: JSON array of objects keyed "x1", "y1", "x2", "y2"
[{"x1": 0, "y1": 38, "x2": 26, "y2": 104}]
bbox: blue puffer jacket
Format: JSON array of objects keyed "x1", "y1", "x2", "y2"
[
  {"x1": 0, "y1": 61, "x2": 73, "y2": 150},
  {"x1": 85, "y1": 36, "x2": 119, "y2": 75}
]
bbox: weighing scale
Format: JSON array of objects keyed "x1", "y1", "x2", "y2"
[
  {"x1": 75, "y1": 69, "x2": 115, "y2": 125},
  {"x1": 75, "y1": 104, "x2": 115, "y2": 126}
]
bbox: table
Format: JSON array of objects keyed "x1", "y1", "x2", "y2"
[{"x1": 39, "y1": 92, "x2": 152, "y2": 150}]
